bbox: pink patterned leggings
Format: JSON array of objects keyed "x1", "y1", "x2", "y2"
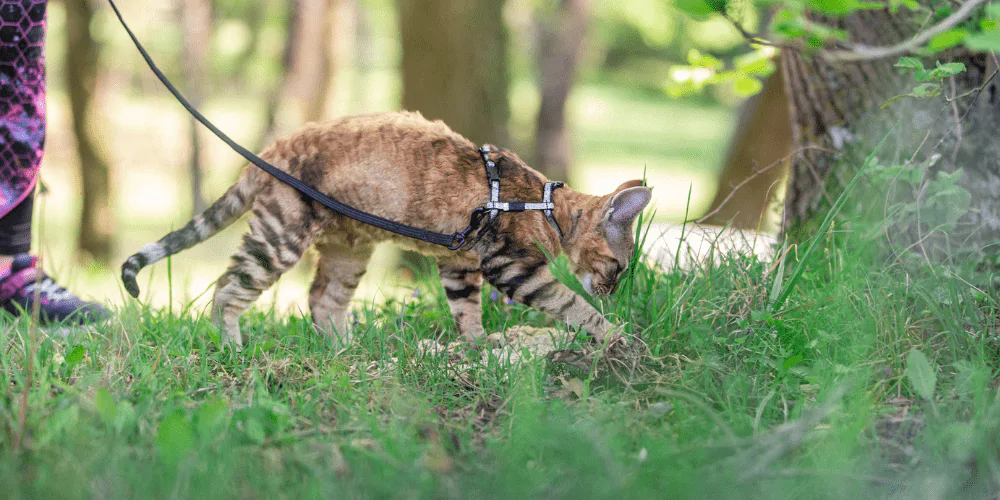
[{"x1": 0, "y1": 0, "x2": 45, "y2": 254}]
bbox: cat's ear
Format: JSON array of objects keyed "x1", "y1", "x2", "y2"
[{"x1": 604, "y1": 183, "x2": 652, "y2": 225}]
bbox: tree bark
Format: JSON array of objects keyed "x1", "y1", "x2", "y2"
[
  {"x1": 533, "y1": 0, "x2": 588, "y2": 182},
  {"x1": 754, "y1": 8, "x2": 999, "y2": 260},
  {"x1": 182, "y1": 0, "x2": 211, "y2": 215},
  {"x1": 65, "y1": 0, "x2": 113, "y2": 263},
  {"x1": 397, "y1": 0, "x2": 510, "y2": 146}
]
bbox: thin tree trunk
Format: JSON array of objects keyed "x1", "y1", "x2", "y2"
[
  {"x1": 258, "y1": 0, "x2": 335, "y2": 149},
  {"x1": 397, "y1": 0, "x2": 510, "y2": 146},
  {"x1": 701, "y1": 63, "x2": 790, "y2": 230},
  {"x1": 65, "y1": 0, "x2": 113, "y2": 263},
  {"x1": 183, "y1": 0, "x2": 211, "y2": 215},
  {"x1": 396, "y1": 0, "x2": 510, "y2": 276},
  {"x1": 534, "y1": 0, "x2": 588, "y2": 182}
]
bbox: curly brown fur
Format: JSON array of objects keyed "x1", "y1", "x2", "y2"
[{"x1": 121, "y1": 111, "x2": 651, "y2": 348}]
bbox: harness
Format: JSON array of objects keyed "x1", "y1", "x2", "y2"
[
  {"x1": 107, "y1": 0, "x2": 563, "y2": 253},
  {"x1": 479, "y1": 145, "x2": 564, "y2": 239}
]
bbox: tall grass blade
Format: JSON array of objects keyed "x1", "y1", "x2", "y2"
[{"x1": 769, "y1": 130, "x2": 892, "y2": 312}]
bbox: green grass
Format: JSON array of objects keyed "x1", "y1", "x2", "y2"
[{"x1": 4, "y1": 202, "x2": 1000, "y2": 498}]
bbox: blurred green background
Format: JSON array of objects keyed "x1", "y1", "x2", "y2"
[{"x1": 38, "y1": 0, "x2": 760, "y2": 310}]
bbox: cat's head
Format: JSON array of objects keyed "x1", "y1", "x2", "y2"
[{"x1": 563, "y1": 180, "x2": 652, "y2": 296}]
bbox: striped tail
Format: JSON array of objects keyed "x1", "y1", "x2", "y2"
[{"x1": 121, "y1": 175, "x2": 253, "y2": 298}]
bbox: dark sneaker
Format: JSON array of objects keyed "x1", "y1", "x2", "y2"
[{"x1": 0, "y1": 254, "x2": 110, "y2": 324}]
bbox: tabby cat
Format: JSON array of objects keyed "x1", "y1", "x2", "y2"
[{"x1": 121, "y1": 111, "x2": 651, "y2": 348}]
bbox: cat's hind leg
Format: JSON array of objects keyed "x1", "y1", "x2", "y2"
[
  {"x1": 437, "y1": 253, "x2": 485, "y2": 341},
  {"x1": 308, "y1": 240, "x2": 374, "y2": 341},
  {"x1": 212, "y1": 203, "x2": 313, "y2": 349}
]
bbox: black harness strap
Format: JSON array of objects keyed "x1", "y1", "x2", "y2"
[
  {"x1": 478, "y1": 146, "x2": 564, "y2": 239},
  {"x1": 107, "y1": 0, "x2": 464, "y2": 249}
]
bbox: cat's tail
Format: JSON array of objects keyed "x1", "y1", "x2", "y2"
[{"x1": 121, "y1": 173, "x2": 254, "y2": 298}]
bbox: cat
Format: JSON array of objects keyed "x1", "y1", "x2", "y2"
[{"x1": 121, "y1": 111, "x2": 652, "y2": 349}]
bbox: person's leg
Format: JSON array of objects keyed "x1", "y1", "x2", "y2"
[{"x1": 0, "y1": 0, "x2": 108, "y2": 324}]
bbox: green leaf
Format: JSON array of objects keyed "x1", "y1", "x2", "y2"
[
  {"x1": 196, "y1": 399, "x2": 229, "y2": 439},
  {"x1": 732, "y1": 75, "x2": 764, "y2": 96},
  {"x1": 783, "y1": 354, "x2": 805, "y2": 370},
  {"x1": 929, "y1": 61, "x2": 967, "y2": 79},
  {"x1": 912, "y1": 82, "x2": 941, "y2": 98},
  {"x1": 927, "y1": 29, "x2": 968, "y2": 52},
  {"x1": 114, "y1": 401, "x2": 137, "y2": 435},
  {"x1": 687, "y1": 49, "x2": 724, "y2": 70},
  {"x1": 894, "y1": 57, "x2": 924, "y2": 71},
  {"x1": 966, "y1": 29, "x2": 1000, "y2": 52},
  {"x1": 245, "y1": 417, "x2": 267, "y2": 444},
  {"x1": 906, "y1": 349, "x2": 937, "y2": 401},
  {"x1": 157, "y1": 410, "x2": 195, "y2": 466},
  {"x1": 807, "y1": 0, "x2": 858, "y2": 16},
  {"x1": 95, "y1": 388, "x2": 116, "y2": 425},
  {"x1": 64, "y1": 345, "x2": 85, "y2": 367},
  {"x1": 706, "y1": 0, "x2": 728, "y2": 11},
  {"x1": 674, "y1": 0, "x2": 716, "y2": 19}
]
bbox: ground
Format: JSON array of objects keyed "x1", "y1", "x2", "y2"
[{"x1": 3, "y1": 218, "x2": 999, "y2": 498}]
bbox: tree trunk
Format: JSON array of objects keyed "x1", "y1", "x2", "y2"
[
  {"x1": 758, "y1": 8, "x2": 999, "y2": 260},
  {"x1": 182, "y1": 0, "x2": 211, "y2": 215},
  {"x1": 396, "y1": 0, "x2": 510, "y2": 277},
  {"x1": 709, "y1": 7, "x2": 1000, "y2": 258},
  {"x1": 533, "y1": 0, "x2": 588, "y2": 182},
  {"x1": 701, "y1": 62, "x2": 791, "y2": 230},
  {"x1": 397, "y1": 0, "x2": 510, "y2": 146},
  {"x1": 65, "y1": 0, "x2": 113, "y2": 264},
  {"x1": 258, "y1": 0, "x2": 335, "y2": 146}
]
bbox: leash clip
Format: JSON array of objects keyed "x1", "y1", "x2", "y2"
[{"x1": 449, "y1": 207, "x2": 489, "y2": 250}]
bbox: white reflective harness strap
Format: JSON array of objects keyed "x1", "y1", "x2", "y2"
[{"x1": 478, "y1": 145, "x2": 564, "y2": 240}]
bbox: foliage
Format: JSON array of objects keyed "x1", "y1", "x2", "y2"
[
  {"x1": 667, "y1": 0, "x2": 1000, "y2": 99},
  {"x1": 5, "y1": 185, "x2": 1000, "y2": 495},
  {"x1": 883, "y1": 58, "x2": 967, "y2": 106}
]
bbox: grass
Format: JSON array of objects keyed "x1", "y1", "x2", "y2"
[{"x1": 4, "y1": 200, "x2": 1000, "y2": 498}]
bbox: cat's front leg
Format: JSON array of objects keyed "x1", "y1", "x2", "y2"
[
  {"x1": 482, "y1": 254, "x2": 613, "y2": 341},
  {"x1": 437, "y1": 256, "x2": 486, "y2": 341}
]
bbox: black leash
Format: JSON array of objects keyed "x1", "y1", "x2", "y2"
[
  {"x1": 107, "y1": 0, "x2": 470, "y2": 249},
  {"x1": 108, "y1": 0, "x2": 564, "y2": 252}
]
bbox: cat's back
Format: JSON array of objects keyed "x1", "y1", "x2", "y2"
[
  {"x1": 291, "y1": 111, "x2": 472, "y2": 157},
  {"x1": 263, "y1": 111, "x2": 488, "y2": 242}
]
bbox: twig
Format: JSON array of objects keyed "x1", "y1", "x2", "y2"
[
  {"x1": 697, "y1": 146, "x2": 831, "y2": 224},
  {"x1": 822, "y1": 0, "x2": 988, "y2": 62},
  {"x1": 721, "y1": 12, "x2": 786, "y2": 49}
]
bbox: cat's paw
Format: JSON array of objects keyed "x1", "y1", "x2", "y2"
[{"x1": 591, "y1": 324, "x2": 629, "y2": 349}]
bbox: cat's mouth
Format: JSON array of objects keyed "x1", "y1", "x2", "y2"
[{"x1": 580, "y1": 273, "x2": 616, "y2": 296}]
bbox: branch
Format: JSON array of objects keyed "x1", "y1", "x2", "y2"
[
  {"x1": 822, "y1": 0, "x2": 989, "y2": 63},
  {"x1": 722, "y1": 12, "x2": 786, "y2": 49}
]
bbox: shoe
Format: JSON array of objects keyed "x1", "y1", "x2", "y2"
[{"x1": 0, "y1": 254, "x2": 110, "y2": 324}]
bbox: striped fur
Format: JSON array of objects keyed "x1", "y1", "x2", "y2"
[{"x1": 120, "y1": 111, "x2": 651, "y2": 348}]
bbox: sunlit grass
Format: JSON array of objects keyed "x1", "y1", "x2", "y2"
[{"x1": 3, "y1": 206, "x2": 999, "y2": 497}]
